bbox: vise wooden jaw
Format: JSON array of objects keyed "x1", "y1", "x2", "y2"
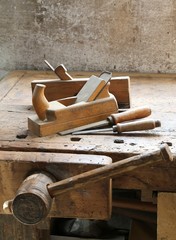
[
  {"x1": 2, "y1": 152, "x2": 112, "y2": 225},
  {"x1": 2, "y1": 144, "x2": 172, "y2": 225},
  {"x1": 28, "y1": 72, "x2": 118, "y2": 136}
]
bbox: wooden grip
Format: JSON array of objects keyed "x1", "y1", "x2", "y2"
[
  {"x1": 32, "y1": 84, "x2": 49, "y2": 120},
  {"x1": 108, "y1": 107, "x2": 151, "y2": 124},
  {"x1": 113, "y1": 119, "x2": 161, "y2": 133},
  {"x1": 32, "y1": 84, "x2": 65, "y2": 121}
]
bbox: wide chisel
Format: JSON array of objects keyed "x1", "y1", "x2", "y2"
[{"x1": 59, "y1": 106, "x2": 151, "y2": 135}]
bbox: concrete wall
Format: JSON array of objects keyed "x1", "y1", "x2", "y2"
[{"x1": 0, "y1": 0, "x2": 176, "y2": 73}]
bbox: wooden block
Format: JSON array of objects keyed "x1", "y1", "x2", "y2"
[
  {"x1": 0, "y1": 214, "x2": 50, "y2": 240},
  {"x1": 0, "y1": 151, "x2": 112, "y2": 220},
  {"x1": 157, "y1": 192, "x2": 176, "y2": 240}
]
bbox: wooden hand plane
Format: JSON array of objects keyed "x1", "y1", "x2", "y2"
[
  {"x1": 28, "y1": 72, "x2": 118, "y2": 136},
  {"x1": 31, "y1": 62, "x2": 131, "y2": 109}
]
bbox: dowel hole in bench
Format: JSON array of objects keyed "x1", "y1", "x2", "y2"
[
  {"x1": 16, "y1": 131, "x2": 28, "y2": 139},
  {"x1": 70, "y1": 137, "x2": 82, "y2": 142}
]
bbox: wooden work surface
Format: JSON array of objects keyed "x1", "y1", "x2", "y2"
[{"x1": 0, "y1": 70, "x2": 176, "y2": 200}]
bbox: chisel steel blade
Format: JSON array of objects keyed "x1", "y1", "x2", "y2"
[{"x1": 59, "y1": 119, "x2": 110, "y2": 135}]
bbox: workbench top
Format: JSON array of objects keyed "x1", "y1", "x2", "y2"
[{"x1": 0, "y1": 70, "x2": 176, "y2": 198}]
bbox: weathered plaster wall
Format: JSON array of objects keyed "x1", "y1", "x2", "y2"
[{"x1": 0, "y1": 0, "x2": 176, "y2": 72}]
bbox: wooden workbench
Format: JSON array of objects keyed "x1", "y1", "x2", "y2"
[{"x1": 0, "y1": 70, "x2": 176, "y2": 240}]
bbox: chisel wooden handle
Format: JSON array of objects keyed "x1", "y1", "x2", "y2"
[
  {"x1": 108, "y1": 107, "x2": 151, "y2": 124},
  {"x1": 113, "y1": 119, "x2": 161, "y2": 133}
]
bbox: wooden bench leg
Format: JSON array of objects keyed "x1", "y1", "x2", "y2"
[
  {"x1": 0, "y1": 214, "x2": 50, "y2": 240},
  {"x1": 157, "y1": 192, "x2": 176, "y2": 240},
  {"x1": 129, "y1": 219, "x2": 156, "y2": 240}
]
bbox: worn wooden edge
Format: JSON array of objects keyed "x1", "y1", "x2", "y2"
[
  {"x1": 0, "y1": 139, "x2": 176, "y2": 161},
  {"x1": 0, "y1": 150, "x2": 112, "y2": 165}
]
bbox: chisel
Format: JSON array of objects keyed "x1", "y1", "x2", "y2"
[
  {"x1": 72, "y1": 119, "x2": 161, "y2": 135},
  {"x1": 59, "y1": 106, "x2": 151, "y2": 135}
]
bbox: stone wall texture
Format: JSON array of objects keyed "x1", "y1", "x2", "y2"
[{"x1": 0, "y1": 0, "x2": 176, "y2": 72}]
